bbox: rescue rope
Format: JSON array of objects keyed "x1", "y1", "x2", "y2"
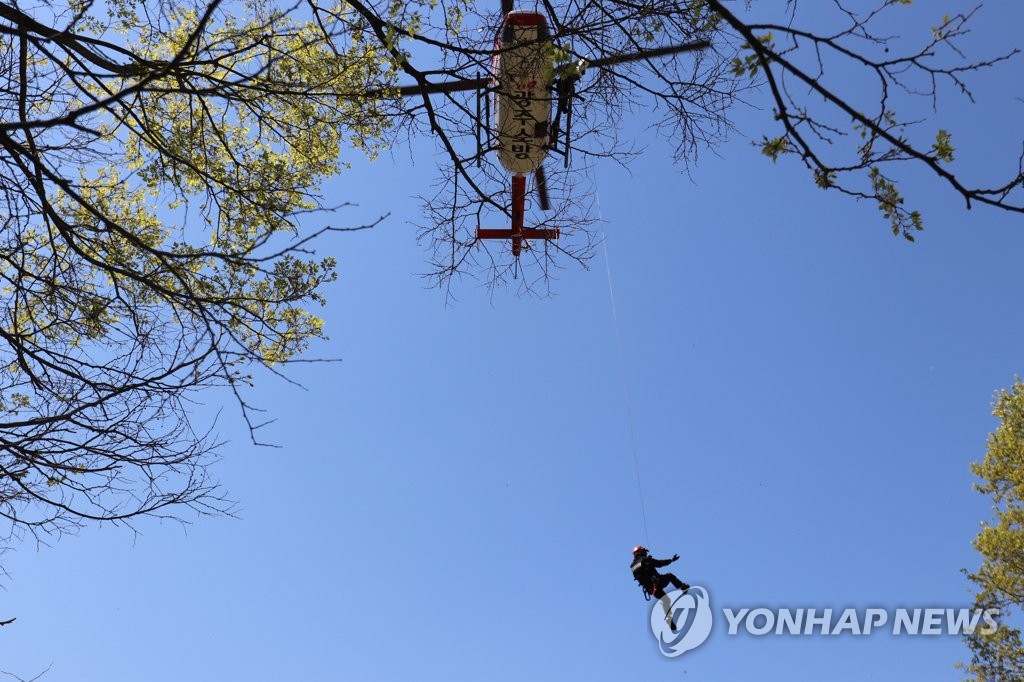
[{"x1": 601, "y1": 233, "x2": 650, "y2": 546}]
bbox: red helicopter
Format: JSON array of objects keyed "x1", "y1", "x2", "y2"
[{"x1": 386, "y1": 1, "x2": 710, "y2": 257}]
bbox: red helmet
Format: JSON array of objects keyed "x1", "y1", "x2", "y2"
[{"x1": 632, "y1": 545, "x2": 648, "y2": 557}]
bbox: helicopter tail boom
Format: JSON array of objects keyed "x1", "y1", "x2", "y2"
[{"x1": 477, "y1": 174, "x2": 558, "y2": 256}]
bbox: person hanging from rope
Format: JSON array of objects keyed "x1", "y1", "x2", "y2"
[
  {"x1": 631, "y1": 546, "x2": 690, "y2": 630},
  {"x1": 631, "y1": 546, "x2": 689, "y2": 599}
]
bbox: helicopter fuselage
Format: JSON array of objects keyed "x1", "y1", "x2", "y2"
[{"x1": 493, "y1": 11, "x2": 551, "y2": 176}]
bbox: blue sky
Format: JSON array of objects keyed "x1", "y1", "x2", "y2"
[{"x1": 3, "y1": 1, "x2": 1024, "y2": 680}]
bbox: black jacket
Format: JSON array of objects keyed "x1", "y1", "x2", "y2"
[{"x1": 631, "y1": 555, "x2": 673, "y2": 589}]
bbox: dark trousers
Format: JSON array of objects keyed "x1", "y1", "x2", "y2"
[{"x1": 651, "y1": 572, "x2": 687, "y2": 599}]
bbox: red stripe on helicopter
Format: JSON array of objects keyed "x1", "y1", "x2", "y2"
[{"x1": 502, "y1": 11, "x2": 546, "y2": 27}]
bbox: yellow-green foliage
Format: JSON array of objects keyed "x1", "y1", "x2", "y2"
[
  {"x1": 964, "y1": 379, "x2": 1024, "y2": 681},
  {"x1": 4, "y1": 0, "x2": 396, "y2": 372},
  {"x1": 973, "y1": 381, "x2": 1024, "y2": 599}
]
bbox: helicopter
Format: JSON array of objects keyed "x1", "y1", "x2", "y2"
[{"x1": 381, "y1": 1, "x2": 710, "y2": 257}]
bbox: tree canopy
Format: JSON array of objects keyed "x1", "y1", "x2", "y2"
[
  {"x1": 964, "y1": 379, "x2": 1024, "y2": 681},
  {"x1": 0, "y1": 0, "x2": 1021, "y2": 558},
  {"x1": 0, "y1": 0, "x2": 395, "y2": 549}
]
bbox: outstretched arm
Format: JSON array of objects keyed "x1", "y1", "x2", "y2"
[{"x1": 652, "y1": 554, "x2": 680, "y2": 568}]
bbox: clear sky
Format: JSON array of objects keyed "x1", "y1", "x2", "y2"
[{"x1": 3, "y1": 1, "x2": 1024, "y2": 680}]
